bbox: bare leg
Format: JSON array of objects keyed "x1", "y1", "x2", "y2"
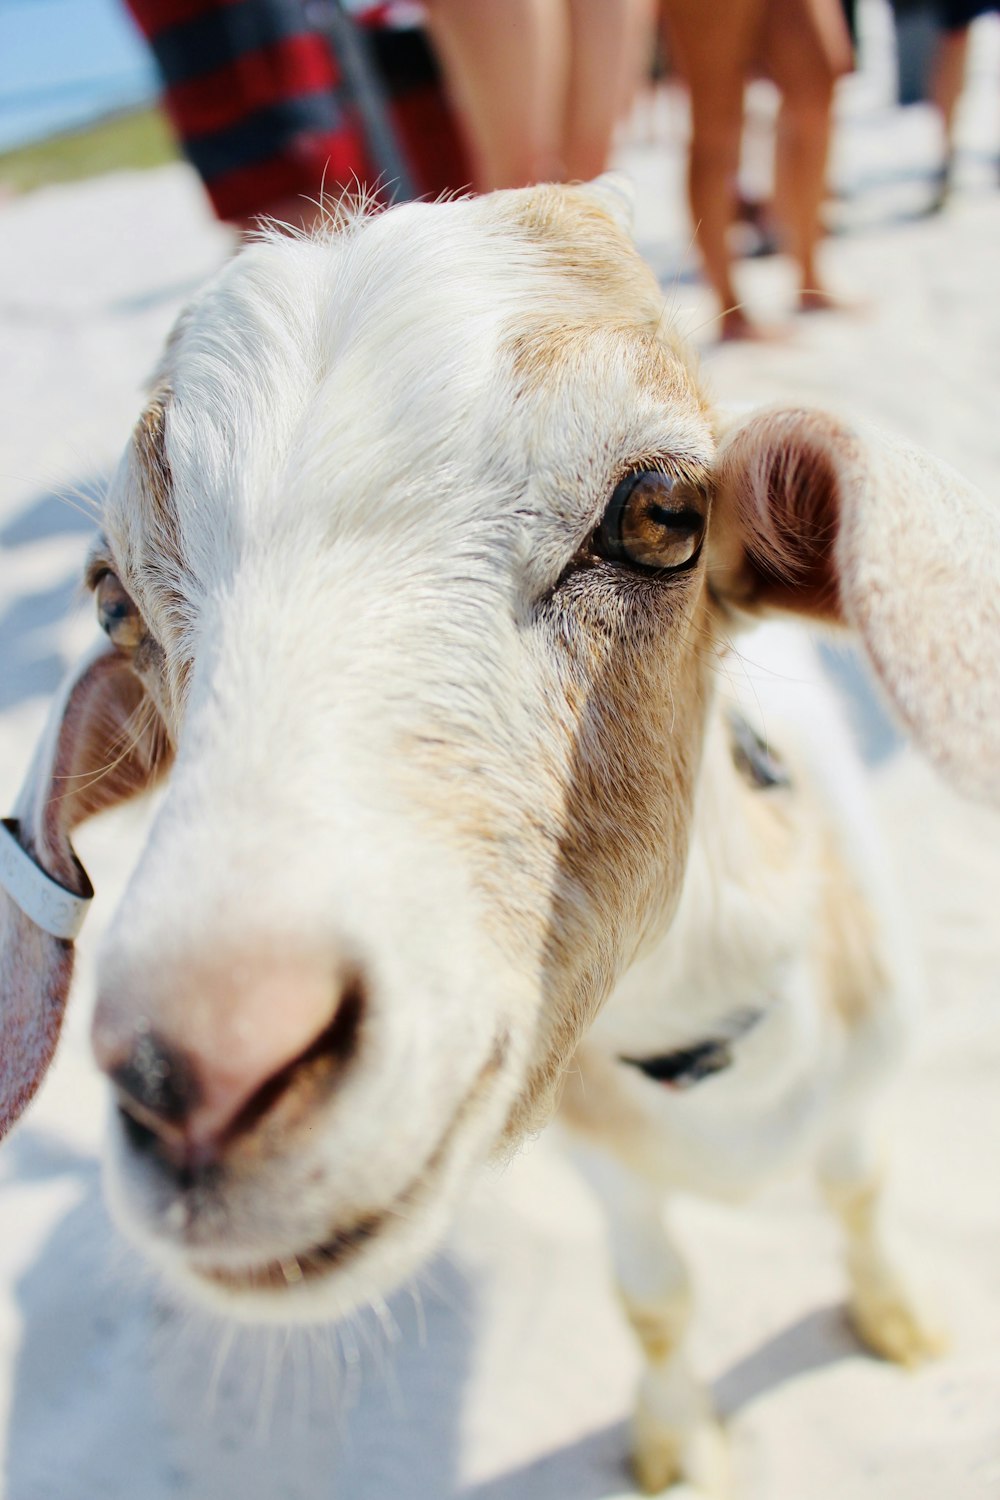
[
  {"x1": 761, "y1": 0, "x2": 851, "y2": 308},
  {"x1": 774, "y1": 97, "x2": 838, "y2": 306},
  {"x1": 819, "y1": 1128, "x2": 945, "y2": 1368},
  {"x1": 423, "y1": 0, "x2": 568, "y2": 189},
  {"x1": 662, "y1": 0, "x2": 767, "y2": 337},
  {"x1": 929, "y1": 26, "x2": 971, "y2": 206},
  {"x1": 563, "y1": 0, "x2": 656, "y2": 180},
  {"x1": 930, "y1": 27, "x2": 970, "y2": 148},
  {"x1": 616, "y1": 0, "x2": 661, "y2": 130}
]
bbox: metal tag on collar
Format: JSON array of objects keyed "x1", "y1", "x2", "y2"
[{"x1": 0, "y1": 818, "x2": 93, "y2": 941}]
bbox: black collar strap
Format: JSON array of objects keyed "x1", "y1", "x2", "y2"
[{"x1": 620, "y1": 1008, "x2": 763, "y2": 1090}]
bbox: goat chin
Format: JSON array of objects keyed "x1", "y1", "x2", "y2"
[
  {"x1": 114, "y1": 1191, "x2": 457, "y2": 1327},
  {"x1": 99, "y1": 1007, "x2": 522, "y2": 1325}
]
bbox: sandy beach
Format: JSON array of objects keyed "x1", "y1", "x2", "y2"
[{"x1": 1, "y1": 40, "x2": 1000, "y2": 1500}]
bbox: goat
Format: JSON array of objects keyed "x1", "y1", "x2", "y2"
[{"x1": 1, "y1": 176, "x2": 998, "y2": 1494}]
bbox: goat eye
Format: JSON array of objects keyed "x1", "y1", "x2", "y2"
[
  {"x1": 594, "y1": 471, "x2": 706, "y2": 574},
  {"x1": 95, "y1": 572, "x2": 144, "y2": 650}
]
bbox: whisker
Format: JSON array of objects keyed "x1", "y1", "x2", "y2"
[
  {"x1": 681, "y1": 296, "x2": 751, "y2": 344},
  {"x1": 50, "y1": 697, "x2": 163, "y2": 803},
  {"x1": 206, "y1": 1318, "x2": 238, "y2": 1416},
  {"x1": 407, "y1": 1281, "x2": 428, "y2": 1348}
]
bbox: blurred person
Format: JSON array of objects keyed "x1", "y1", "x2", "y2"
[
  {"x1": 927, "y1": 2, "x2": 999, "y2": 207},
  {"x1": 661, "y1": 0, "x2": 853, "y2": 339},
  {"x1": 124, "y1": 0, "x2": 471, "y2": 232},
  {"x1": 421, "y1": 0, "x2": 656, "y2": 189}
]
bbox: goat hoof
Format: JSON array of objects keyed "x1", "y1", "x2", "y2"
[
  {"x1": 631, "y1": 1429, "x2": 682, "y2": 1494},
  {"x1": 849, "y1": 1287, "x2": 948, "y2": 1368},
  {"x1": 631, "y1": 1412, "x2": 730, "y2": 1495}
]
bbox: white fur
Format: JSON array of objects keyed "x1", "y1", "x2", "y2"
[{"x1": 2, "y1": 179, "x2": 995, "y2": 1491}]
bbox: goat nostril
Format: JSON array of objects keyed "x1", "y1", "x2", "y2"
[
  {"x1": 222, "y1": 973, "x2": 366, "y2": 1143},
  {"x1": 106, "y1": 972, "x2": 366, "y2": 1165},
  {"x1": 116, "y1": 1099, "x2": 162, "y2": 1158},
  {"x1": 109, "y1": 1029, "x2": 202, "y2": 1128}
]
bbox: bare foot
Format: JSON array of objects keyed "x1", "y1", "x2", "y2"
[
  {"x1": 719, "y1": 306, "x2": 790, "y2": 343},
  {"x1": 925, "y1": 163, "x2": 951, "y2": 216},
  {"x1": 798, "y1": 286, "x2": 869, "y2": 316}
]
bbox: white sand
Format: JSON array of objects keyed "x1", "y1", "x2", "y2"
[{"x1": 1, "y1": 80, "x2": 1000, "y2": 1500}]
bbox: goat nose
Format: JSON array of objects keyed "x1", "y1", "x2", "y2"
[{"x1": 94, "y1": 967, "x2": 365, "y2": 1159}]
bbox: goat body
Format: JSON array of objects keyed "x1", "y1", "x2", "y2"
[
  {"x1": 1, "y1": 177, "x2": 997, "y2": 1493},
  {"x1": 563, "y1": 623, "x2": 937, "y2": 1489}
]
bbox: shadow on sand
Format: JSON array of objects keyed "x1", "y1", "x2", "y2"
[
  {"x1": 5, "y1": 1125, "x2": 475, "y2": 1500},
  {"x1": 5, "y1": 1127, "x2": 866, "y2": 1500},
  {"x1": 0, "y1": 478, "x2": 102, "y2": 551},
  {"x1": 0, "y1": 478, "x2": 101, "y2": 712}
]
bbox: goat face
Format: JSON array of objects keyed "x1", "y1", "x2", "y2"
[
  {"x1": 3, "y1": 178, "x2": 997, "y2": 1318},
  {"x1": 84, "y1": 180, "x2": 718, "y2": 1314}
]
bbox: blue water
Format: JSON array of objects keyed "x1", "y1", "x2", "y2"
[{"x1": 0, "y1": 0, "x2": 158, "y2": 152}]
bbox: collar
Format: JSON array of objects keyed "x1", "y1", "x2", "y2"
[
  {"x1": 619, "y1": 1008, "x2": 763, "y2": 1090},
  {"x1": 0, "y1": 819, "x2": 93, "y2": 941}
]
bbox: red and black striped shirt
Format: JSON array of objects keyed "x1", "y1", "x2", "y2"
[{"x1": 125, "y1": 0, "x2": 469, "y2": 221}]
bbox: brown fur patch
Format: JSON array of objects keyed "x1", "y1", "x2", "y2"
[
  {"x1": 127, "y1": 388, "x2": 193, "y2": 722},
  {"x1": 132, "y1": 388, "x2": 183, "y2": 577},
  {"x1": 398, "y1": 573, "x2": 714, "y2": 1149},
  {"x1": 509, "y1": 319, "x2": 699, "y2": 411},
  {"x1": 509, "y1": 185, "x2": 661, "y2": 319},
  {"x1": 504, "y1": 185, "x2": 706, "y2": 405},
  {"x1": 507, "y1": 584, "x2": 714, "y2": 1140}
]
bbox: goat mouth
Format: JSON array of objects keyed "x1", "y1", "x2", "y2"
[
  {"x1": 195, "y1": 1209, "x2": 387, "y2": 1293},
  {"x1": 191, "y1": 1030, "x2": 510, "y2": 1297}
]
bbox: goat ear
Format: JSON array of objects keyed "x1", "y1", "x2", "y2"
[
  {"x1": 709, "y1": 406, "x2": 1000, "y2": 804},
  {"x1": 577, "y1": 172, "x2": 635, "y2": 234},
  {"x1": 0, "y1": 640, "x2": 171, "y2": 1138}
]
